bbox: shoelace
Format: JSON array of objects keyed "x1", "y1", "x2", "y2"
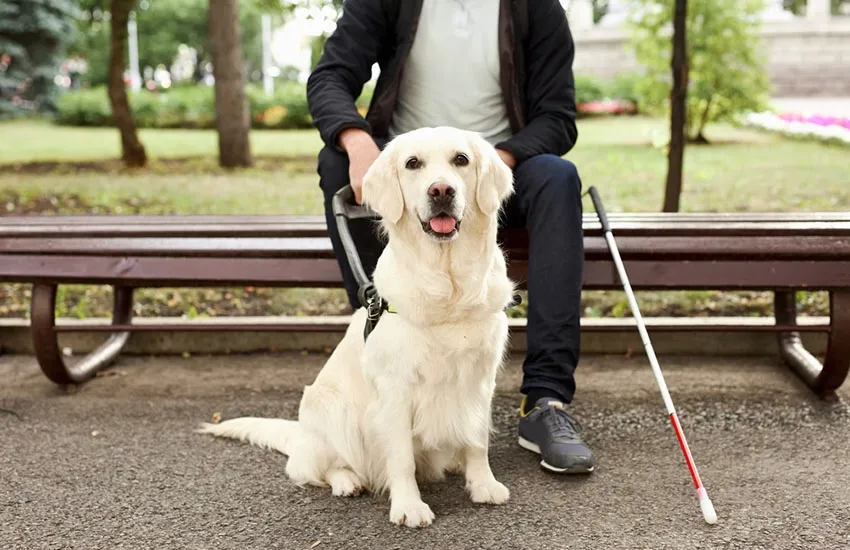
[{"x1": 541, "y1": 405, "x2": 582, "y2": 440}]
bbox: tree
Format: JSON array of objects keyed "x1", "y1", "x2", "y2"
[
  {"x1": 784, "y1": 0, "x2": 846, "y2": 15},
  {"x1": 306, "y1": 0, "x2": 343, "y2": 70},
  {"x1": 0, "y1": 0, "x2": 79, "y2": 118},
  {"x1": 627, "y1": 0, "x2": 771, "y2": 144},
  {"x1": 68, "y1": 0, "x2": 267, "y2": 89},
  {"x1": 663, "y1": 0, "x2": 687, "y2": 213},
  {"x1": 209, "y1": 0, "x2": 252, "y2": 167},
  {"x1": 133, "y1": 0, "x2": 264, "y2": 85},
  {"x1": 108, "y1": 0, "x2": 147, "y2": 167}
]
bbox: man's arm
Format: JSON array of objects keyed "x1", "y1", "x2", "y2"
[
  {"x1": 306, "y1": 0, "x2": 390, "y2": 152},
  {"x1": 494, "y1": 0, "x2": 579, "y2": 166}
]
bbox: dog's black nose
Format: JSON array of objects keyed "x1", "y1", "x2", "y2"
[{"x1": 428, "y1": 182, "x2": 455, "y2": 201}]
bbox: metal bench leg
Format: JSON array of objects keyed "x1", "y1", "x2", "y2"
[
  {"x1": 817, "y1": 291, "x2": 850, "y2": 398},
  {"x1": 775, "y1": 290, "x2": 850, "y2": 400},
  {"x1": 31, "y1": 284, "x2": 134, "y2": 385}
]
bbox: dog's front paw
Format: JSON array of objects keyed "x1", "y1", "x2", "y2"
[
  {"x1": 389, "y1": 499, "x2": 435, "y2": 528},
  {"x1": 467, "y1": 479, "x2": 510, "y2": 505},
  {"x1": 328, "y1": 469, "x2": 363, "y2": 497}
]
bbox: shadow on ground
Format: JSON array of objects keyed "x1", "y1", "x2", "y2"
[{"x1": 1, "y1": 352, "x2": 849, "y2": 550}]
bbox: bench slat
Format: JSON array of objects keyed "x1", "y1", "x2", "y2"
[
  {"x1": 0, "y1": 237, "x2": 338, "y2": 257},
  {"x1": 2, "y1": 212, "x2": 849, "y2": 226},
  {"x1": 1, "y1": 213, "x2": 849, "y2": 238},
  {"x1": 3, "y1": 255, "x2": 849, "y2": 289},
  {"x1": 0, "y1": 255, "x2": 345, "y2": 287},
  {"x1": 1, "y1": 235, "x2": 847, "y2": 260}
]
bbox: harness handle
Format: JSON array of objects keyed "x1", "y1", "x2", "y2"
[{"x1": 332, "y1": 185, "x2": 382, "y2": 308}]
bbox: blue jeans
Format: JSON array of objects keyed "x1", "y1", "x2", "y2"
[{"x1": 318, "y1": 147, "x2": 584, "y2": 404}]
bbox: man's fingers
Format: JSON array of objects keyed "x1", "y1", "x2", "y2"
[{"x1": 352, "y1": 177, "x2": 363, "y2": 204}]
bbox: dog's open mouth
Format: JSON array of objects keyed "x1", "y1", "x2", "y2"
[{"x1": 421, "y1": 213, "x2": 461, "y2": 239}]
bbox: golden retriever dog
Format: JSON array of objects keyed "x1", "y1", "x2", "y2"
[{"x1": 198, "y1": 126, "x2": 516, "y2": 528}]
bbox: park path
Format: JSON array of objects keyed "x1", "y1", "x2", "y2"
[{"x1": 2, "y1": 352, "x2": 849, "y2": 550}]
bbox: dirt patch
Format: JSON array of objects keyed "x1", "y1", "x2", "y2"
[
  {"x1": 0, "y1": 154, "x2": 317, "y2": 176},
  {"x1": 0, "y1": 285, "x2": 353, "y2": 319},
  {"x1": 0, "y1": 190, "x2": 172, "y2": 216},
  {"x1": 0, "y1": 284, "x2": 829, "y2": 320}
]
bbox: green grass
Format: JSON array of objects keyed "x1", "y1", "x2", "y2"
[
  {"x1": 3, "y1": 117, "x2": 847, "y2": 215},
  {"x1": 0, "y1": 169, "x2": 325, "y2": 216},
  {"x1": 567, "y1": 117, "x2": 850, "y2": 213},
  {"x1": 0, "y1": 119, "x2": 323, "y2": 164},
  {"x1": 0, "y1": 115, "x2": 845, "y2": 320}
]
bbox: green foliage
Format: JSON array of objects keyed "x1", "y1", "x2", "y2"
[
  {"x1": 310, "y1": 35, "x2": 328, "y2": 71},
  {"x1": 607, "y1": 72, "x2": 644, "y2": 107},
  {"x1": 0, "y1": 0, "x2": 80, "y2": 117},
  {"x1": 626, "y1": 0, "x2": 772, "y2": 142},
  {"x1": 573, "y1": 72, "x2": 645, "y2": 115},
  {"x1": 574, "y1": 75, "x2": 607, "y2": 104},
  {"x1": 68, "y1": 0, "x2": 269, "y2": 88},
  {"x1": 784, "y1": 0, "x2": 846, "y2": 15},
  {"x1": 574, "y1": 72, "x2": 643, "y2": 103},
  {"x1": 55, "y1": 82, "x2": 374, "y2": 129}
]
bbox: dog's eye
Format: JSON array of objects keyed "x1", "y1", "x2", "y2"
[
  {"x1": 405, "y1": 156, "x2": 422, "y2": 170},
  {"x1": 453, "y1": 153, "x2": 469, "y2": 167}
]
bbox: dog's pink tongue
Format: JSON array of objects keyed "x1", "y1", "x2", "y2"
[{"x1": 429, "y1": 216, "x2": 456, "y2": 234}]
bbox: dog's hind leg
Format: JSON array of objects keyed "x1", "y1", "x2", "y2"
[
  {"x1": 298, "y1": 381, "x2": 369, "y2": 489},
  {"x1": 416, "y1": 449, "x2": 459, "y2": 483},
  {"x1": 284, "y1": 430, "x2": 333, "y2": 489}
]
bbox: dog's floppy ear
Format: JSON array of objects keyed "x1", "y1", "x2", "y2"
[
  {"x1": 471, "y1": 134, "x2": 514, "y2": 216},
  {"x1": 362, "y1": 145, "x2": 404, "y2": 224}
]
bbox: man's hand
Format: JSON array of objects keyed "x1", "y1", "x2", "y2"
[
  {"x1": 496, "y1": 148, "x2": 516, "y2": 170},
  {"x1": 339, "y1": 128, "x2": 382, "y2": 204}
]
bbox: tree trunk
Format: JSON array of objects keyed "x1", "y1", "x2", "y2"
[
  {"x1": 108, "y1": 0, "x2": 147, "y2": 168},
  {"x1": 209, "y1": 0, "x2": 252, "y2": 168},
  {"x1": 663, "y1": 0, "x2": 688, "y2": 213}
]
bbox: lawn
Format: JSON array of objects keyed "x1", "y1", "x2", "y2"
[
  {"x1": 0, "y1": 119, "x2": 324, "y2": 164},
  {"x1": 0, "y1": 116, "x2": 846, "y2": 320}
]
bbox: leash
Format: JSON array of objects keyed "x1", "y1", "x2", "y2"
[{"x1": 331, "y1": 185, "x2": 521, "y2": 340}]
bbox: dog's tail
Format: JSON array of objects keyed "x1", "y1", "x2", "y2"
[{"x1": 197, "y1": 417, "x2": 299, "y2": 455}]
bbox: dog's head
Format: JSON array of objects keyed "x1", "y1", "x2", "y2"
[{"x1": 362, "y1": 127, "x2": 514, "y2": 242}]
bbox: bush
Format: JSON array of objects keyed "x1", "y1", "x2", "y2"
[
  {"x1": 55, "y1": 82, "x2": 375, "y2": 130},
  {"x1": 57, "y1": 73, "x2": 648, "y2": 128},
  {"x1": 574, "y1": 75, "x2": 608, "y2": 105},
  {"x1": 574, "y1": 73, "x2": 644, "y2": 117},
  {"x1": 55, "y1": 86, "x2": 114, "y2": 126},
  {"x1": 626, "y1": 0, "x2": 771, "y2": 142},
  {"x1": 607, "y1": 72, "x2": 644, "y2": 108}
]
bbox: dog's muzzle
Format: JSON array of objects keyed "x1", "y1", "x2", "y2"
[{"x1": 421, "y1": 181, "x2": 461, "y2": 239}]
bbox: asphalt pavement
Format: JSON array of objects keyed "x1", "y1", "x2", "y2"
[{"x1": 2, "y1": 351, "x2": 849, "y2": 550}]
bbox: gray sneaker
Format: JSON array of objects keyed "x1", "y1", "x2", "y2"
[{"x1": 518, "y1": 397, "x2": 596, "y2": 474}]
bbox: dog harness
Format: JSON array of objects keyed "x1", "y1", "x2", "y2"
[
  {"x1": 359, "y1": 282, "x2": 393, "y2": 341},
  {"x1": 359, "y1": 282, "x2": 523, "y2": 341}
]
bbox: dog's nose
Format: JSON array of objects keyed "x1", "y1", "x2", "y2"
[{"x1": 428, "y1": 182, "x2": 455, "y2": 200}]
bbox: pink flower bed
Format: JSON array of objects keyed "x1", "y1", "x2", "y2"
[
  {"x1": 776, "y1": 113, "x2": 850, "y2": 130},
  {"x1": 743, "y1": 110, "x2": 850, "y2": 145},
  {"x1": 578, "y1": 99, "x2": 637, "y2": 116}
]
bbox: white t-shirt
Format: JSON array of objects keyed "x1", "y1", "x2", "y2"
[{"x1": 388, "y1": 0, "x2": 513, "y2": 145}]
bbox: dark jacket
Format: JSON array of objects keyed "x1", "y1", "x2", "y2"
[{"x1": 306, "y1": 0, "x2": 578, "y2": 166}]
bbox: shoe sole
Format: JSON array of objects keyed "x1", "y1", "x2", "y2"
[{"x1": 517, "y1": 436, "x2": 595, "y2": 474}]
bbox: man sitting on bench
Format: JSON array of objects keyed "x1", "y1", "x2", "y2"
[{"x1": 306, "y1": 0, "x2": 595, "y2": 474}]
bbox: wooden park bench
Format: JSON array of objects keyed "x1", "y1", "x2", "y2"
[{"x1": 0, "y1": 212, "x2": 848, "y2": 399}]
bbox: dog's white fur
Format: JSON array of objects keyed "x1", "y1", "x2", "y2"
[{"x1": 198, "y1": 126, "x2": 516, "y2": 528}]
